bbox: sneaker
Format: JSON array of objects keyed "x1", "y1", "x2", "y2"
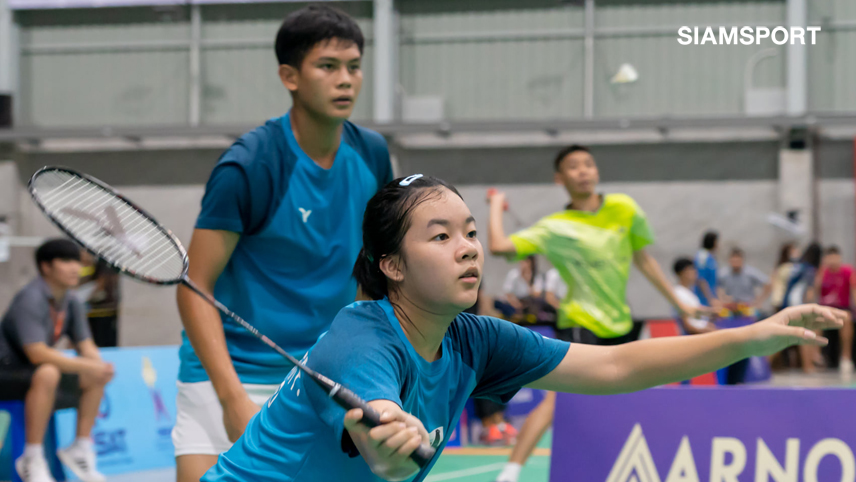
[
  {"x1": 500, "y1": 423, "x2": 518, "y2": 445},
  {"x1": 15, "y1": 454, "x2": 56, "y2": 482},
  {"x1": 479, "y1": 425, "x2": 505, "y2": 446},
  {"x1": 57, "y1": 443, "x2": 106, "y2": 482},
  {"x1": 840, "y1": 359, "x2": 854, "y2": 374}
]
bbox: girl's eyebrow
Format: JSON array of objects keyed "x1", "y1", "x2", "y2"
[{"x1": 427, "y1": 216, "x2": 475, "y2": 228}]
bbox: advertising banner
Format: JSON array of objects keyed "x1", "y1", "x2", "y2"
[
  {"x1": 551, "y1": 388, "x2": 856, "y2": 482},
  {"x1": 55, "y1": 346, "x2": 179, "y2": 479}
]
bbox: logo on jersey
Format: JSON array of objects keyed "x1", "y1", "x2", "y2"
[
  {"x1": 429, "y1": 426, "x2": 444, "y2": 449},
  {"x1": 606, "y1": 424, "x2": 661, "y2": 482},
  {"x1": 298, "y1": 207, "x2": 312, "y2": 223},
  {"x1": 269, "y1": 352, "x2": 310, "y2": 407}
]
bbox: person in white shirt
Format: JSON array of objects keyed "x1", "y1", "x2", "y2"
[
  {"x1": 673, "y1": 258, "x2": 717, "y2": 335},
  {"x1": 543, "y1": 268, "x2": 567, "y2": 314},
  {"x1": 496, "y1": 256, "x2": 545, "y2": 318}
]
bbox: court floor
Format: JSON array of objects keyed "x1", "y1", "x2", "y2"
[{"x1": 426, "y1": 432, "x2": 552, "y2": 482}]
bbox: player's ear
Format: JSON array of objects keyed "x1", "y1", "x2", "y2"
[
  {"x1": 553, "y1": 171, "x2": 563, "y2": 186},
  {"x1": 279, "y1": 64, "x2": 299, "y2": 93},
  {"x1": 379, "y1": 254, "x2": 404, "y2": 283}
]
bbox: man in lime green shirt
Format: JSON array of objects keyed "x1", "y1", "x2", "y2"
[{"x1": 488, "y1": 144, "x2": 693, "y2": 482}]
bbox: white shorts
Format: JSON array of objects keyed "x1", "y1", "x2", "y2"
[{"x1": 172, "y1": 380, "x2": 280, "y2": 456}]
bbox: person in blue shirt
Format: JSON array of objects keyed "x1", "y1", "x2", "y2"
[
  {"x1": 202, "y1": 175, "x2": 845, "y2": 482},
  {"x1": 173, "y1": 6, "x2": 392, "y2": 482},
  {"x1": 694, "y1": 230, "x2": 720, "y2": 307}
]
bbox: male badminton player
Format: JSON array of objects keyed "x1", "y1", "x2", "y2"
[
  {"x1": 173, "y1": 6, "x2": 392, "y2": 481},
  {"x1": 488, "y1": 144, "x2": 696, "y2": 482},
  {"x1": 200, "y1": 175, "x2": 843, "y2": 482}
]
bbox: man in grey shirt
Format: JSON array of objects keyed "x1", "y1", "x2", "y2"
[
  {"x1": 0, "y1": 239, "x2": 114, "y2": 482},
  {"x1": 717, "y1": 247, "x2": 772, "y2": 308}
]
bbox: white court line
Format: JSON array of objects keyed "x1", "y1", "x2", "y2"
[{"x1": 424, "y1": 462, "x2": 506, "y2": 481}]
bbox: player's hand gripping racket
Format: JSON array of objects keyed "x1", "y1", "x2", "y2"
[{"x1": 28, "y1": 166, "x2": 436, "y2": 467}]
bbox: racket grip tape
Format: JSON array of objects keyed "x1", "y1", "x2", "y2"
[{"x1": 331, "y1": 385, "x2": 436, "y2": 468}]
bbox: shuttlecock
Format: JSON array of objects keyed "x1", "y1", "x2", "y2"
[{"x1": 611, "y1": 63, "x2": 639, "y2": 84}]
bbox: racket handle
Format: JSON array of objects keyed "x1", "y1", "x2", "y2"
[
  {"x1": 486, "y1": 188, "x2": 509, "y2": 211},
  {"x1": 331, "y1": 385, "x2": 436, "y2": 468}
]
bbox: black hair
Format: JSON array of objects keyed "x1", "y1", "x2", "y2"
[
  {"x1": 800, "y1": 242, "x2": 822, "y2": 269},
  {"x1": 275, "y1": 5, "x2": 365, "y2": 68},
  {"x1": 522, "y1": 255, "x2": 538, "y2": 286},
  {"x1": 353, "y1": 175, "x2": 464, "y2": 300},
  {"x1": 702, "y1": 231, "x2": 718, "y2": 250},
  {"x1": 730, "y1": 247, "x2": 744, "y2": 258},
  {"x1": 673, "y1": 257, "x2": 694, "y2": 276},
  {"x1": 553, "y1": 144, "x2": 591, "y2": 172},
  {"x1": 826, "y1": 245, "x2": 841, "y2": 255},
  {"x1": 35, "y1": 238, "x2": 81, "y2": 273},
  {"x1": 776, "y1": 242, "x2": 795, "y2": 267}
]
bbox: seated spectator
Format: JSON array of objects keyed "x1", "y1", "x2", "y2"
[
  {"x1": 0, "y1": 239, "x2": 114, "y2": 482},
  {"x1": 694, "y1": 231, "x2": 720, "y2": 308},
  {"x1": 543, "y1": 267, "x2": 567, "y2": 315},
  {"x1": 768, "y1": 243, "x2": 801, "y2": 370},
  {"x1": 782, "y1": 242, "x2": 823, "y2": 373},
  {"x1": 770, "y1": 243, "x2": 799, "y2": 312},
  {"x1": 85, "y1": 259, "x2": 121, "y2": 348},
  {"x1": 815, "y1": 245, "x2": 855, "y2": 373},
  {"x1": 672, "y1": 258, "x2": 716, "y2": 335},
  {"x1": 717, "y1": 247, "x2": 771, "y2": 315},
  {"x1": 782, "y1": 243, "x2": 822, "y2": 308},
  {"x1": 494, "y1": 256, "x2": 546, "y2": 320}
]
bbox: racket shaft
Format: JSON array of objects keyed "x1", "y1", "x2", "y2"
[
  {"x1": 331, "y1": 385, "x2": 436, "y2": 468},
  {"x1": 181, "y1": 277, "x2": 305, "y2": 367},
  {"x1": 182, "y1": 278, "x2": 436, "y2": 467}
]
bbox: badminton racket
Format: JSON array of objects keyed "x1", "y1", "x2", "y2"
[{"x1": 28, "y1": 166, "x2": 436, "y2": 467}]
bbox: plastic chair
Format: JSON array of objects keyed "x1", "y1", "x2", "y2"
[{"x1": 0, "y1": 400, "x2": 66, "y2": 482}]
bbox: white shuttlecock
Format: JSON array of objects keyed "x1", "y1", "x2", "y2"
[{"x1": 611, "y1": 63, "x2": 639, "y2": 84}]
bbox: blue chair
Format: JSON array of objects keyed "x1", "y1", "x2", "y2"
[{"x1": 0, "y1": 400, "x2": 66, "y2": 482}]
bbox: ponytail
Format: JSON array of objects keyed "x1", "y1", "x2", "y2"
[{"x1": 352, "y1": 247, "x2": 387, "y2": 300}]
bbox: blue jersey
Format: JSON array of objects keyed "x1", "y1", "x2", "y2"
[
  {"x1": 179, "y1": 112, "x2": 393, "y2": 384},
  {"x1": 202, "y1": 299, "x2": 570, "y2": 482},
  {"x1": 694, "y1": 249, "x2": 718, "y2": 306}
]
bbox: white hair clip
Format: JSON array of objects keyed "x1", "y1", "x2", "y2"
[{"x1": 399, "y1": 174, "x2": 424, "y2": 186}]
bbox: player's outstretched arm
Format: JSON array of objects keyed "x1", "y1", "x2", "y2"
[
  {"x1": 344, "y1": 400, "x2": 431, "y2": 482},
  {"x1": 529, "y1": 304, "x2": 846, "y2": 395},
  {"x1": 177, "y1": 228, "x2": 255, "y2": 442},
  {"x1": 487, "y1": 191, "x2": 517, "y2": 256}
]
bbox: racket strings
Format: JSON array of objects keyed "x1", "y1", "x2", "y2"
[{"x1": 31, "y1": 169, "x2": 185, "y2": 283}]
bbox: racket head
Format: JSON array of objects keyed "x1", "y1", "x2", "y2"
[{"x1": 28, "y1": 166, "x2": 188, "y2": 286}]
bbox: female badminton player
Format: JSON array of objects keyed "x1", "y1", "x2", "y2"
[{"x1": 202, "y1": 175, "x2": 845, "y2": 482}]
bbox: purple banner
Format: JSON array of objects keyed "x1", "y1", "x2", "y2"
[{"x1": 551, "y1": 388, "x2": 856, "y2": 482}]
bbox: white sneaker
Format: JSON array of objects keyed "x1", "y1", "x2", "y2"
[
  {"x1": 840, "y1": 359, "x2": 854, "y2": 374},
  {"x1": 15, "y1": 454, "x2": 56, "y2": 482},
  {"x1": 57, "y1": 443, "x2": 106, "y2": 482}
]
